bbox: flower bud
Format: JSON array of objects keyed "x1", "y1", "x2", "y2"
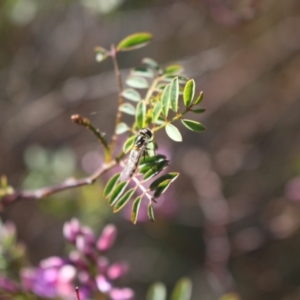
[{"x1": 97, "y1": 224, "x2": 117, "y2": 252}]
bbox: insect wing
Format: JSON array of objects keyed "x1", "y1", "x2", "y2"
[{"x1": 120, "y1": 147, "x2": 143, "y2": 181}]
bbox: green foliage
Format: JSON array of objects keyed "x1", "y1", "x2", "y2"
[
  {"x1": 94, "y1": 32, "x2": 206, "y2": 223},
  {"x1": 117, "y1": 32, "x2": 152, "y2": 51},
  {"x1": 146, "y1": 278, "x2": 192, "y2": 300}
]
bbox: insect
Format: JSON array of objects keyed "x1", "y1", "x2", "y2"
[{"x1": 120, "y1": 128, "x2": 153, "y2": 182}]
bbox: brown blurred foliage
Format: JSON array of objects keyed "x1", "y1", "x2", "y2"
[{"x1": 1, "y1": 0, "x2": 300, "y2": 299}]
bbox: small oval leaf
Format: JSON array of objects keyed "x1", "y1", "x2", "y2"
[
  {"x1": 109, "y1": 181, "x2": 129, "y2": 206},
  {"x1": 131, "y1": 196, "x2": 142, "y2": 224},
  {"x1": 136, "y1": 101, "x2": 146, "y2": 129},
  {"x1": 103, "y1": 173, "x2": 121, "y2": 198},
  {"x1": 149, "y1": 172, "x2": 179, "y2": 191},
  {"x1": 116, "y1": 123, "x2": 129, "y2": 135},
  {"x1": 114, "y1": 188, "x2": 136, "y2": 212},
  {"x1": 131, "y1": 67, "x2": 154, "y2": 78},
  {"x1": 181, "y1": 119, "x2": 206, "y2": 132},
  {"x1": 147, "y1": 204, "x2": 155, "y2": 222},
  {"x1": 161, "y1": 84, "x2": 170, "y2": 117},
  {"x1": 142, "y1": 57, "x2": 160, "y2": 71},
  {"x1": 191, "y1": 108, "x2": 206, "y2": 114},
  {"x1": 126, "y1": 76, "x2": 149, "y2": 89},
  {"x1": 95, "y1": 46, "x2": 108, "y2": 62},
  {"x1": 146, "y1": 282, "x2": 166, "y2": 300},
  {"x1": 171, "y1": 278, "x2": 192, "y2": 300},
  {"x1": 152, "y1": 102, "x2": 162, "y2": 124},
  {"x1": 165, "y1": 124, "x2": 182, "y2": 142},
  {"x1": 194, "y1": 91, "x2": 203, "y2": 105},
  {"x1": 183, "y1": 79, "x2": 195, "y2": 107},
  {"x1": 123, "y1": 136, "x2": 136, "y2": 153},
  {"x1": 153, "y1": 180, "x2": 172, "y2": 198},
  {"x1": 164, "y1": 64, "x2": 183, "y2": 75},
  {"x1": 121, "y1": 89, "x2": 141, "y2": 102},
  {"x1": 119, "y1": 103, "x2": 136, "y2": 115},
  {"x1": 117, "y1": 32, "x2": 152, "y2": 51},
  {"x1": 170, "y1": 77, "x2": 179, "y2": 112},
  {"x1": 143, "y1": 160, "x2": 169, "y2": 181}
]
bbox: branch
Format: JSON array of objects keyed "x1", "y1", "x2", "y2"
[
  {"x1": 109, "y1": 44, "x2": 124, "y2": 155},
  {"x1": 1, "y1": 160, "x2": 116, "y2": 207}
]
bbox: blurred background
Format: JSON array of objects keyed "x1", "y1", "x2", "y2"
[{"x1": 1, "y1": 0, "x2": 300, "y2": 299}]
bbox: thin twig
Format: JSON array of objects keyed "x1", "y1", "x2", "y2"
[
  {"x1": 71, "y1": 114, "x2": 111, "y2": 162},
  {"x1": 110, "y1": 44, "x2": 124, "y2": 155},
  {"x1": 1, "y1": 161, "x2": 116, "y2": 207}
]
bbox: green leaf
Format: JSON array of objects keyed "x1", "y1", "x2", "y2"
[
  {"x1": 146, "y1": 141, "x2": 156, "y2": 157},
  {"x1": 147, "y1": 203, "x2": 155, "y2": 222},
  {"x1": 149, "y1": 172, "x2": 179, "y2": 191},
  {"x1": 142, "y1": 57, "x2": 160, "y2": 71},
  {"x1": 139, "y1": 154, "x2": 166, "y2": 168},
  {"x1": 131, "y1": 67, "x2": 154, "y2": 78},
  {"x1": 153, "y1": 180, "x2": 172, "y2": 198},
  {"x1": 183, "y1": 79, "x2": 195, "y2": 107},
  {"x1": 143, "y1": 160, "x2": 169, "y2": 181},
  {"x1": 126, "y1": 76, "x2": 149, "y2": 89},
  {"x1": 109, "y1": 181, "x2": 129, "y2": 206},
  {"x1": 114, "y1": 188, "x2": 136, "y2": 212},
  {"x1": 146, "y1": 282, "x2": 166, "y2": 300},
  {"x1": 161, "y1": 84, "x2": 170, "y2": 117},
  {"x1": 152, "y1": 102, "x2": 162, "y2": 124},
  {"x1": 131, "y1": 196, "x2": 142, "y2": 224},
  {"x1": 117, "y1": 32, "x2": 152, "y2": 51},
  {"x1": 136, "y1": 101, "x2": 146, "y2": 129},
  {"x1": 218, "y1": 293, "x2": 240, "y2": 300},
  {"x1": 171, "y1": 278, "x2": 192, "y2": 300},
  {"x1": 123, "y1": 136, "x2": 136, "y2": 153},
  {"x1": 164, "y1": 64, "x2": 183, "y2": 75},
  {"x1": 119, "y1": 103, "x2": 136, "y2": 115},
  {"x1": 194, "y1": 91, "x2": 203, "y2": 105},
  {"x1": 170, "y1": 77, "x2": 179, "y2": 112},
  {"x1": 165, "y1": 124, "x2": 182, "y2": 142},
  {"x1": 95, "y1": 46, "x2": 108, "y2": 62},
  {"x1": 181, "y1": 119, "x2": 206, "y2": 132},
  {"x1": 121, "y1": 89, "x2": 141, "y2": 102},
  {"x1": 162, "y1": 75, "x2": 188, "y2": 83},
  {"x1": 103, "y1": 173, "x2": 121, "y2": 198},
  {"x1": 191, "y1": 108, "x2": 206, "y2": 114},
  {"x1": 116, "y1": 122, "x2": 129, "y2": 135}
]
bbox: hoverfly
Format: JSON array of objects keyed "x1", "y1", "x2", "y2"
[{"x1": 120, "y1": 128, "x2": 153, "y2": 182}]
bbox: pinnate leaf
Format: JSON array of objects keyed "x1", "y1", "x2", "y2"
[
  {"x1": 181, "y1": 119, "x2": 206, "y2": 132},
  {"x1": 114, "y1": 188, "x2": 136, "y2": 212},
  {"x1": 183, "y1": 79, "x2": 195, "y2": 107},
  {"x1": 165, "y1": 124, "x2": 182, "y2": 142},
  {"x1": 171, "y1": 278, "x2": 192, "y2": 300},
  {"x1": 104, "y1": 173, "x2": 121, "y2": 198},
  {"x1": 146, "y1": 282, "x2": 166, "y2": 300},
  {"x1": 123, "y1": 136, "x2": 136, "y2": 153},
  {"x1": 191, "y1": 108, "x2": 206, "y2": 114},
  {"x1": 161, "y1": 84, "x2": 170, "y2": 117},
  {"x1": 152, "y1": 102, "x2": 162, "y2": 124},
  {"x1": 95, "y1": 47, "x2": 108, "y2": 62},
  {"x1": 121, "y1": 89, "x2": 141, "y2": 102},
  {"x1": 149, "y1": 172, "x2": 179, "y2": 191},
  {"x1": 147, "y1": 204, "x2": 155, "y2": 222},
  {"x1": 119, "y1": 103, "x2": 136, "y2": 115},
  {"x1": 194, "y1": 91, "x2": 203, "y2": 105},
  {"x1": 170, "y1": 77, "x2": 179, "y2": 112},
  {"x1": 131, "y1": 67, "x2": 154, "y2": 78},
  {"x1": 109, "y1": 181, "x2": 128, "y2": 206},
  {"x1": 126, "y1": 76, "x2": 149, "y2": 89},
  {"x1": 117, "y1": 32, "x2": 152, "y2": 51},
  {"x1": 142, "y1": 57, "x2": 160, "y2": 71},
  {"x1": 131, "y1": 196, "x2": 142, "y2": 224},
  {"x1": 136, "y1": 101, "x2": 146, "y2": 129},
  {"x1": 116, "y1": 122, "x2": 129, "y2": 135},
  {"x1": 164, "y1": 64, "x2": 183, "y2": 75}
]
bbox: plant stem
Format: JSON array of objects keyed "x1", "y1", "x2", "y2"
[{"x1": 110, "y1": 44, "x2": 124, "y2": 155}]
